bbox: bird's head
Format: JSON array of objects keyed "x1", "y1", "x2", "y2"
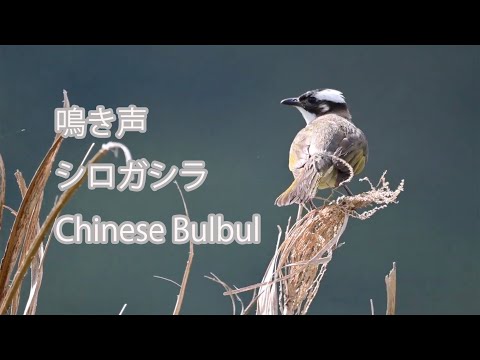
[{"x1": 280, "y1": 88, "x2": 351, "y2": 124}]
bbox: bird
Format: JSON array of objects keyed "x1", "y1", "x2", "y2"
[{"x1": 275, "y1": 88, "x2": 368, "y2": 207}]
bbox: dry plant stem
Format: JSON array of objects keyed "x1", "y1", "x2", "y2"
[
  {"x1": 205, "y1": 273, "x2": 257, "y2": 315},
  {"x1": 224, "y1": 250, "x2": 335, "y2": 297},
  {"x1": 225, "y1": 212, "x2": 347, "y2": 298},
  {"x1": 2, "y1": 205, "x2": 17, "y2": 217},
  {"x1": 0, "y1": 154, "x2": 5, "y2": 231},
  {"x1": 232, "y1": 286, "x2": 245, "y2": 314},
  {"x1": 172, "y1": 180, "x2": 193, "y2": 315},
  {"x1": 385, "y1": 262, "x2": 396, "y2": 315},
  {"x1": 24, "y1": 197, "x2": 59, "y2": 315},
  {"x1": 224, "y1": 267, "x2": 309, "y2": 296},
  {"x1": 10, "y1": 204, "x2": 38, "y2": 315},
  {"x1": 242, "y1": 289, "x2": 264, "y2": 315},
  {"x1": 0, "y1": 145, "x2": 111, "y2": 314},
  {"x1": 279, "y1": 210, "x2": 348, "y2": 315},
  {"x1": 256, "y1": 226, "x2": 282, "y2": 315},
  {"x1": 0, "y1": 135, "x2": 63, "y2": 301},
  {"x1": 37, "y1": 195, "x2": 59, "y2": 274},
  {"x1": 153, "y1": 276, "x2": 181, "y2": 288},
  {"x1": 222, "y1": 173, "x2": 404, "y2": 316},
  {"x1": 12, "y1": 171, "x2": 43, "y2": 315},
  {"x1": 205, "y1": 273, "x2": 237, "y2": 315},
  {"x1": 204, "y1": 272, "x2": 261, "y2": 315}
]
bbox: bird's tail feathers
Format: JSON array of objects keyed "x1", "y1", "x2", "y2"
[{"x1": 274, "y1": 157, "x2": 328, "y2": 207}]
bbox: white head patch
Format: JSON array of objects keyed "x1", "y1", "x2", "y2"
[{"x1": 313, "y1": 89, "x2": 346, "y2": 104}]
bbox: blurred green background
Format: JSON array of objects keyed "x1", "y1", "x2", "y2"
[{"x1": 0, "y1": 45, "x2": 478, "y2": 314}]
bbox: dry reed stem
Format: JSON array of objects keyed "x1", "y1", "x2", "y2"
[
  {"x1": 0, "y1": 134, "x2": 64, "y2": 307},
  {"x1": 385, "y1": 262, "x2": 396, "y2": 315},
  {"x1": 205, "y1": 273, "x2": 264, "y2": 315},
  {"x1": 154, "y1": 276, "x2": 181, "y2": 288},
  {"x1": 256, "y1": 226, "x2": 282, "y2": 315},
  {"x1": 205, "y1": 273, "x2": 238, "y2": 315},
  {"x1": 172, "y1": 180, "x2": 194, "y2": 315},
  {"x1": 0, "y1": 91, "x2": 70, "y2": 314},
  {"x1": 0, "y1": 141, "x2": 130, "y2": 314},
  {"x1": 24, "y1": 196, "x2": 59, "y2": 315},
  {"x1": 242, "y1": 289, "x2": 263, "y2": 315},
  {"x1": 0, "y1": 154, "x2": 5, "y2": 231},
  {"x1": 2, "y1": 205, "x2": 17, "y2": 217},
  {"x1": 0, "y1": 89, "x2": 130, "y2": 315},
  {"x1": 23, "y1": 221, "x2": 54, "y2": 315},
  {"x1": 11, "y1": 171, "x2": 44, "y2": 314}
]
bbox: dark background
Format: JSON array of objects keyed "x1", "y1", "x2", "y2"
[{"x1": 0, "y1": 45, "x2": 478, "y2": 314}]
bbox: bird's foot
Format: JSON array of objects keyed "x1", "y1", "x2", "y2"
[
  {"x1": 307, "y1": 200, "x2": 317, "y2": 211},
  {"x1": 343, "y1": 185, "x2": 354, "y2": 196}
]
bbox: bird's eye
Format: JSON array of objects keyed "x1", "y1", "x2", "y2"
[{"x1": 307, "y1": 97, "x2": 318, "y2": 104}]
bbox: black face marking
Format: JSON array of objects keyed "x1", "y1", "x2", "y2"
[
  {"x1": 298, "y1": 90, "x2": 318, "y2": 101},
  {"x1": 300, "y1": 96, "x2": 347, "y2": 117},
  {"x1": 300, "y1": 95, "x2": 327, "y2": 114},
  {"x1": 289, "y1": 89, "x2": 351, "y2": 121}
]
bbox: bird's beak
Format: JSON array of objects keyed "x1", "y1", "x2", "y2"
[{"x1": 280, "y1": 98, "x2": 301, "y2": 107}]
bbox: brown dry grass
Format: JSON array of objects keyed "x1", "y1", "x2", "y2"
[
  {"x1": 0, "y1": 90, "x2": 66, "y2": 314},
  {"x1": 276, "y1": 206, "x2": 348, "y2": 314},
  {"x1": 0, "y1": 91, "x2": 132, "y2": 315},
  {"x1": 214, "y1": 172, "x2": 404, "y2": 315}
]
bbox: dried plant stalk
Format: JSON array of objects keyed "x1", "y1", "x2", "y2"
[
  {"x1": 10, "y1": 171, "x2": 44, "y2": 315},
  {"x1": 255, "y1": 227, "x2": 282, "y2": 315},
  {"x1": 172, "y1": 180, "x2": 194, "y2": 315},
  {"x1": 0, "y1": 134, "x2": 63, "y2": 306},
  {"x1": 276, "y1": 173, "x2": 403, "y2": 315},
  {"x1": 0, "y1": 91, "x2": 71, "y2": 314},
  {"x1": 227, "y1": 172, "x2": 404, "y2": 315},
  {"x1": 0, "y1": 154, "x2": 5, "y2": 231},
  {"x1": 385, "y1": 262, "x2": 396, "y2": 315},
  {"x1": 277, "y1": 206, "x2": 348, "y2": 315},
  {"x1": 0, "y1": 141, "x2": 130, "y2": 314}
]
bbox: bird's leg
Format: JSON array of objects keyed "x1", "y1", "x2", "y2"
[
  {"x1": 296, "y1": 204, "x2": 303, "y2": 223},
  {"x1": 301, "y1": 202, "x2": 310, "y2": 213},
  {"x1": 308, "y1": 199, "x2": 317, "y2": 210},
  {"x1": 343, "y1": 185, "x2": 354, "y2": 196},
  {"x1": 315, "y1": 189, "x2": 336, "y2": 206}
]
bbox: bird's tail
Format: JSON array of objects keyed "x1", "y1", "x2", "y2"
[
  {"x1": 275, "y1": 178, "x2": 302, "y2": 207},
  {"x1": 275, "y1": 156, "x2": 331, "y2": 207}
]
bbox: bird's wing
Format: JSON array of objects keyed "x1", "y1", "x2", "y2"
[
  {"x1": 333, "y1": 126, "x2": 369, "y2": 175},
  {"x1": 288, "y1": 127, "x2": 312, "y2": 176}
]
